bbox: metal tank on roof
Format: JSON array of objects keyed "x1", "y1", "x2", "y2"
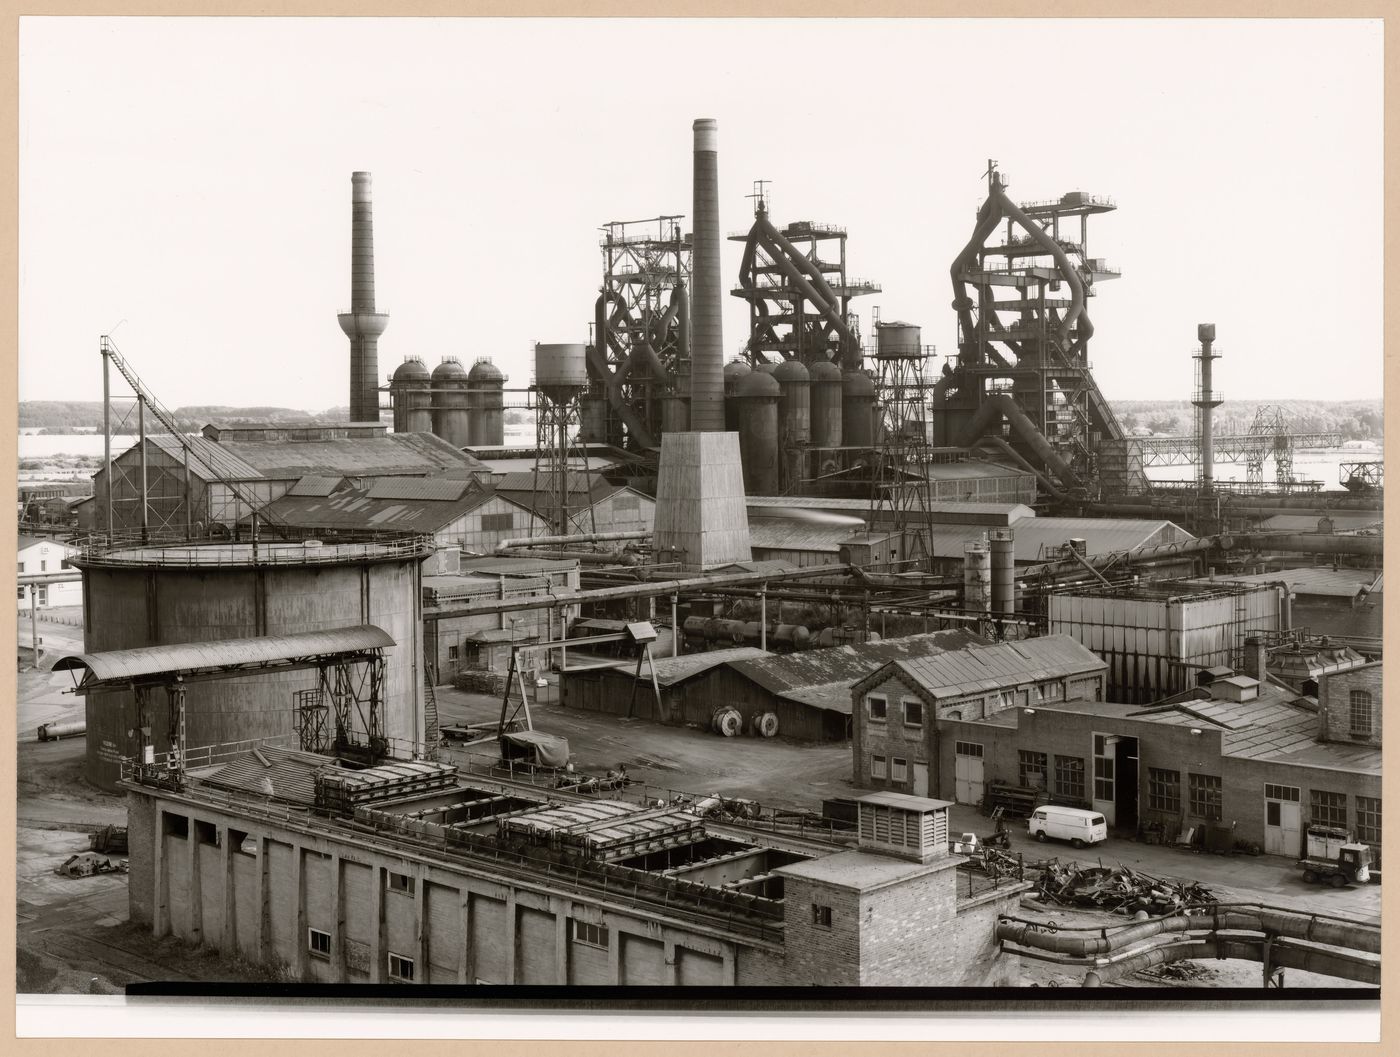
[
  {"x1": 808, "y1": 359, "x2": 844, "y2": 449},
  {"x1": 390, "y1": 356, "x2": 433, "y2": 434},
  {"x1": 431, "y1": 357, "x2": 471, "y2": 447},
  {"x1": 466, "y1": 358, "x2": 506, "y2": 447},
  {"x1": 841, "y1": 370, "x2": 876, "y2": 448},
  {"x1": 736, "y1": 371, "x2": 780, "y2": 495},
  {"x1": 71, "y1": 538, "x2": 429, "y2": 791}
]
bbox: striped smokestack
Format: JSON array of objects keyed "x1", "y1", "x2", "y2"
[
  {"x1": 688, "y1": 119, "x2": 725, "y2": 432},
  {"x1": 338, "y1": 171, "x2": 389, "y2": 422}
]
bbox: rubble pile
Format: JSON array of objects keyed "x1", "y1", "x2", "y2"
[
  {"x1": 1139, "y1": 960, "x2": 1217, "y2": 983},
  {"x1": 1036, "y1": 862, "x2": 1215, "y2": 915}
]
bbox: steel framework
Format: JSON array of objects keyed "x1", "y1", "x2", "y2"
[
  {"x1": 585, "y1": 216, "x2": 692, "y2": 451},
  {"x1": 730, "y1": 186, "x2": 879, "y2": 368},
  {"x1": 866, "y1": 322, "x2": 938, "y2": 569}
]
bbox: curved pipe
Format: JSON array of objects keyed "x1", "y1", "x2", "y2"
[
  {"x1": 746, "y1": 214, "x2": 863, "y2": 363},
  {"x1": 998, "y1": 907, "x2": 1379, "y2": 958},
  {"x1": 988, "y1": 184, "x2": 1089, "y2": 353},
  {"x1": 958, "y1": 393, "x2": 1081, "y2": 491},
  {"x1": 949, "y1": 194, "x2": 1005, "y2": 345},
  {"x1": 976, "y1": 435, "x2": 1067, "y2": 502},
  {"x1": 1081, "y1": 936, "x2": 1378, "y2": 988}
]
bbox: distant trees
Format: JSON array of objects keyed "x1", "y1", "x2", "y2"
[{"x1": 1110, "y1": 400, "x2": 1382, "y2": 441}]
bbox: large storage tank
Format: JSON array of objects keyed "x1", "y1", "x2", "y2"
[
  {"x1": 533, "y1": 343, "x2": 587, "y2": 403},
  {"x1": 390, "y1": 356, "x2": 432, "y2": 434},
  {"x1": 736, "y1": 371, "x2": 780, "y2": 495},
  {"x1": 431, "y1": 357, "x2": 471, "y2": 447},
  {"x1": 841, "y1": 370, "x2": 876, "y2": 448},
  {"x1": 874, "y1": 321, "x2": 922, "y2": 359},
  {"x1": 73, "y1": 539, "x2": 429, "y2": 791},
  {"x1": 808, "y1": 359, "x2": 844, "y2": 449},
  {"x1": 723, "y1": 360, "x2": 752, "y2": 433},
  {"x1": 963, "y1": 539, "x2": 991, "y2": 615},
  {"x1": 989, "y1": 528, "x2": 1015, "y2": 617},
  {"x1": 466, "y1": 358, "x2": 506, "y2": 447},
  {"x1": 773, "y1": 359, "x2": 811, "y2": 446}
]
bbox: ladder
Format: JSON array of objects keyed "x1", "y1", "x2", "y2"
[{"x1": 423, "y1": 663, "x2": 440, "y2": 759}]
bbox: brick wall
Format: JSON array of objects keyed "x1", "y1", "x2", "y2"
[
  {"x1": 1319, "y1": 665, "x2": 1382, "y2": 747},
  {"x1": 852, "y1": 672, "x2": 929, "y2": 793},
  {"x1": 856, "y1": 859, "x2": 961, "y2": 985},
  {"x1": 778, "y1": 875, "x2": 863, "y2": 985}
]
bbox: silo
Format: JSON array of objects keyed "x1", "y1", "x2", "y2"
[
  {"x1": 842, "y1": 370, "x2": 876, "y2": 448},
  {"x1": 723, "y1": 360, "x2": 752, "y2": 433},
  {"x1": 466, "y1": 358, "x2": 506, "y2": 447},
  {"x1": 963, "y1": 538, "x2": 991, "y2": 616},
  {"x1": 431, "y1": 357, "x2": 471, "y2": 447},
  {"x1": 808, "y1": 359, "x2": 844, "y2": 449},
  {"x1": 390, "y1": 356, "x2": 432, "y2": 434},
  {"x1": 773, "y1": 359, "x2": 811, "y2": 494},
  {"x1": 989, "y1": 528, "x2": 1015, "y2": 617},
  {"x1": 73, "y1": 538, "x2": 429, "y2": 791},
  {"x1": 735, "y1": 371, "x2": 780, "y2": 495}
]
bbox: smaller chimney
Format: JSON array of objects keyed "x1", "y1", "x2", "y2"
[{"x1": 1243, "y1": 637, "x2": 1268, "y2": 681}]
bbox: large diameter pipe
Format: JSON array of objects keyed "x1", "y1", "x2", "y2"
[
  {"x1": 496, "y1": 530, "x2": 650, "y2": 552},
  {"x1": 1080, "y1": 936, "x2": 1378, "y2": 988},
  {"x1": 959, "y1": 393, "x2": 1081, "y2": 490},
  {"x1": 689, "y1": 119, "x2": 725, "y2": 432}
]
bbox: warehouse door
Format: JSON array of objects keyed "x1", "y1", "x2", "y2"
[
  {"x1": 954, "y1": 742, "x2": 984, "y2": 805},
  {"x1": 1264, "y1": 784, "x2": 1301, "y2": 857}
]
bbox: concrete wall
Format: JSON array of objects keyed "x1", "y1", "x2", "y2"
[
  {"x1": 127, "y1": 790, "x2": 768, "y2": 986},
  {"x1": 83, "y1": 556, "x2": 424, "y2": 790}
]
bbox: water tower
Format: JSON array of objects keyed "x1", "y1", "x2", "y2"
[{"x1": 532, "y1": 343, "x2": 594, "y2": 535}]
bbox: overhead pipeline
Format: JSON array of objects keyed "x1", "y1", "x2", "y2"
[{"x1": 958, "y1": 394, "x2": 1082, "y2": 491}]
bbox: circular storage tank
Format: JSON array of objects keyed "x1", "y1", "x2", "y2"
[
  {"x1": 736, "y1": 371, "x2": 780, "y2": 496},
  {"x1": 808, "y1": 360, "x2": 844, "y2": 449},
  {"x1": 963, "y1": 540, "x2": 992, "y2": 615},
  {"x1": 841, "y1": 370, "x2": 877, "y2": 448},
  {"x1": 772, "y1": 359, "x2": 811, "y2": 445},
  {"x1": 390, "y1": 356, "x2": 433, "y2": 434},
  {"x1": 431, "y1": 357, "x2": 471, "y2": 447},
  {"x1": 466, "y1": 358, "x2": 506, "y2": 447},
  {"x1": 534, "y1": 343, "x2": 587, "y2": 405},
  {"x1": 74, "y1": 539, "x2": 429, "y2": 791},
  {"x1": 874, "y1": 321, "x2": 922, "y2": 359},
  {"x1": 723, "y1": 360, "x2": 752, "y2": 433}
]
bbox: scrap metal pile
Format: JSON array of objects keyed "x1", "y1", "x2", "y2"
[{"x1": 1036, "y1": 862, "x2": 1216, "y2": 915}]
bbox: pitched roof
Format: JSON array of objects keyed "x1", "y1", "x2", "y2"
[
  {"x1": 198, "y1": 745, "x2": 340, "y2": 806},
  {"x1": 286, "y1": 475, "x2": 346, "y2": 497},
  {"x1": 490, "y1": 471, "x2": 631, "y2": 515},
  {"x1": 640, "y1": 647, "x2": 769, "y2": 687},
  {"x1": 364, "y1": 477, "x2": 474, "y2": 502},
  {"x1": 870, "y1": 635, "x2": 1106, "y2": 699},
  {"x1": 218, "y1": 432, "x2": 487, "y2": 479},
  {"x1": 259, "y1": 482, "x2": 528, "y2": 534},
  {"x1": 145, "y1": 433, "x2": 265, "y2": 481}
]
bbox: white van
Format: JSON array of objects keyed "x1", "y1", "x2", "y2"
[{"x1": 1027, "y1": 805, "x2": 1108, "y2": 848}]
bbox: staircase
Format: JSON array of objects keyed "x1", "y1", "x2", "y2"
[{"x1": 423, "y1": 665, "x2": 441, "y2": 759}]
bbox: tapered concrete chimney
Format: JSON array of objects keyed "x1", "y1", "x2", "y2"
[
  {"x1": 338, "y1": 172, "x2": 389, "y2": 422},
  {"x1": 689, "y1": 119, "x2": 725, "y2": 432}
]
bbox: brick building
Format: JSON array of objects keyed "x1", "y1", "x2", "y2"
[
  {"x1": 932, "y1": 666, "x2": 1382, "y2": 860},
  {"x1": 123, "y1": 756, "x2": 1028, "y2": 987},
  {"x1": 849, "y1": 635, "x2": 1107, "y2": 797}
]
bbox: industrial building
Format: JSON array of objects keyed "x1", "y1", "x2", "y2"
[
  {"x1": 17, "y1": 534, "x2": 82, "y2": 612},
  {"x1": 1188, "y1": 567, "x2": 1383, "y2": 644},
  {"x1": 121, "y1": 758, "x2": 1027, "y2": 986},
  {"x1": 491, "y1": 471, "x2": 655, "y2": 539},
  {"x1": 850, "y1": 635, "x2": 1108, "y2": 797},
  {"x1": 562, "y1": 629, "x2": 984, "y2": 742},
  {"x1": 931, "y1": 663, "x2": 1381, "y2": 860},
  {"x1": 1046, "y1": 579, "x2": 1288, "y2": 704}
]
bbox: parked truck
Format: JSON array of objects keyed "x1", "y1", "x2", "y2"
[{"x1": 1296, "y1": 824, "x2": 1372, "y2": 887}]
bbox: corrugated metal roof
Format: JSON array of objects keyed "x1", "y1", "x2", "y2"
[
  {"x1": 1259, "y1": 514, "x2": 1382, "y2": 534},
  {"x1": 745, "y1": 496, "x2": 1035, "y2": 526},
  {"x1": 146, "y1": 433, "x2": 266, "y2": 481},
  {"x1": 260, "y1": 482, "x2": 526, "y2": 534},
  {"x1": 748, "y1": 521, "x2": 886, "y2": 553},
  {"x1": 54, "y1": 625, "x2": 395, "y2": 683},
  {"x1": 858, "y1": 791, "x2": 953, "y2": 811},
  {"x1": 198, "y1": 746, "x2": 337, "y2": 806},
  {"x1": 642, "y1": 647, "x2": 769, "y2": 687},
  {"x1": 491, "y1": 472, "x2": 630, "y2": 515},
  {"x1": 727, "y1": 629, "x2": 987, "y2": 696},
  {"x1": 1187, "y1": 567, "x2": 1382, "y2": 599},
  {"x1": 287, "y1": 475, "x2": 345, "y2": 497},
  {"x1": 365, "y1": 477, "x2": 473, "y2": 502},
  {"x1": 887, "y1": 635, "x2": 1106, "y2": 698},
  {"x1": 907, "y1": 460, "x2": 1030, "y2": 482},
  {"x1": 218, "y1": 433, "x2": 486, "y2": 479}
]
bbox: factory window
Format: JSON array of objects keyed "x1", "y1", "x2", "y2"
[
  {"x1": 1264, "y1": 784, "x2": 1300, "y2": 803},
  {"x1": 387, "y1": 953, "x2": 415, "y2": 983},
  {"x1": 1149, "y1": 769, "x2": 1181, "y2": 813},
  {"x1": 36, "y1": 588, "x2": 47, "y2": 607},
  {"x1": 866, "y1": 695, "x2": 887, "y2": 722},
  {"x1": 870, "y1": 755, "x2": 887, "y2": 779},
  {"x1": 481, "y1": 512, "x2": 514, "y2": 533},
  {"x1": 1356, "y1": 797, "x2": 1381, "y2": 845},
  {"x1": 194, "y1": 820, "x2": 221, "y2": 847},
  {"x1": 1349, "y1": 690, "x2": 1374, "y2": 737},
  {"x1": 162, "y1": 814, "x2": 189, "y2": 839},
  {"x1": 572, "y1": 920, "x2": 609, "y2": 949},
  {"x1": 1054, "y1": 756, "x2": 1085, "y2": 801},
  {"x1": 1041, "y1": 681, "x2": 1063, "y2": 701},
  {"x1": 387, "y1": 871, "x2": 415, "y2": 895},
  {"x1": 229, "y1": 828, "x2": 256, "y2": 856},
  {"x1": 811, "y1": 904, "x2": 833, "y2": 929},
  {"x1": 40, "y1": 560, "x2": 47, "y2": 572},
  {"x1": 447, "y1": 644, "x2": 459, "y2": 664},
  {"x1": 954, "y1": 741, "x2": 983, "y2": 758},
  {"x1": 902, "y1": 700, "x2": 923, "y2": 728},
  {"x1": 307, "y1": 928, "x2": 331, "y2": 960},
  {"x1": 1310, "y1": 789, "x2": 1347, "y2": 829},
  {"x1": 1188, "y1": 774, "x2": 1222, "y2": 821},
  {"x1": 1018, "y1": 750, "x2": 1047, "y2": 790},
  {"x1": 15, "y1": 588, "x2": 22, "y2": 601},
  {"x1": 996, "y1": 690, "x2": 1016, "y2": 712},
  {"x1": 891, "y1": 758, "x2": 908, "y2": 783}
]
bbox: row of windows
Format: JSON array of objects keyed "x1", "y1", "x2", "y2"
[
  {"x1": 16, "y1": 558, "x2": 73, "y2": 574},
  {"x1": 303, "y1": 919, "x2": 616, "y2": 974},
  {"x1": 870, "y1": 754, "x2": 909, "y2": 782},
  {"x1": 865, "y1": 696, "x2": 922, "y2": 728}
]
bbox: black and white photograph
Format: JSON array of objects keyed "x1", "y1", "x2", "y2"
[{"x1": 12, "y1": 12, "x2": 1385, "y2": 1046}]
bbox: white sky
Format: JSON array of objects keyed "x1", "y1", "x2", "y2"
[{"x1": 18, "y1": 17, "x2": 1384, "y2": 413}]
